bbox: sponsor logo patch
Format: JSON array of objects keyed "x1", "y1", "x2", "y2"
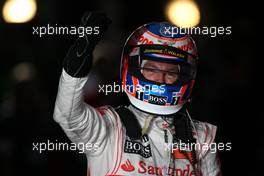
[
  {"x1": 124, "y1": 135, "x2": 152, "y2": 158},
  {"x1": 148, "y1": 94, "x2": 167, "y2": 105},
  {"x1": 119, "y1": 160, "x2": 194, "y2": 176}
]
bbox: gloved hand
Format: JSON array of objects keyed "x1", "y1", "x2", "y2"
[{"x1": 63, "y1": 11, "x2": 111, "y2": 77}]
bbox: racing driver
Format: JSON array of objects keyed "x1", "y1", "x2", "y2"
[{"x1": 53, "y1": 12, "x2": 222, "y2": 176}]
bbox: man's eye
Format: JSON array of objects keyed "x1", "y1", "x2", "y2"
[
  {"x1": 166, "y1": 72, "x2": 178, "y2": 78},
  {"x1": 143, "y1": 68, "x2": 157, "y2": 73},
  {"x1": 167, "y1": 72, "x2": 176, "y2": 76}
]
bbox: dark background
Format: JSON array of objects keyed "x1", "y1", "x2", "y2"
[{"x1": 0, "y1": 0, "x2": 261, "y2": 175}]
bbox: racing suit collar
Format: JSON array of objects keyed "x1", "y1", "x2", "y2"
[{"x1": 127, "y1": 104, "x2": 174, "y2": 131}]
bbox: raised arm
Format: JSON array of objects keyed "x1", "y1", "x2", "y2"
[{"x1": 53, "y1": 12, "x2": 113, "y2": 154}]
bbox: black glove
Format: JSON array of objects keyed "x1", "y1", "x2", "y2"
[{"x1": 63, "y1": 11, "x2": 111, "y2": 77}]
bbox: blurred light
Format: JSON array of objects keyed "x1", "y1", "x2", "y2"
[
  {"x1": 2, "y1": 0, "x2": 37, "y2": 23},
  {"x1": 12, "y1": 62, "x2": 36, "y2": 82},
  {"x1": 166, "y1": 0, "x2": 200, "y2": 28}
]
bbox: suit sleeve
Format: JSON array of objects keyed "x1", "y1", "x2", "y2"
[{"x1": 53, "y1": 69, "x2": 119, "y2": 155}]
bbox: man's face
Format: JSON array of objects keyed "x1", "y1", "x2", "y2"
[{"x1": 141, "y1": 60, "x2": 180, "y2": 84}]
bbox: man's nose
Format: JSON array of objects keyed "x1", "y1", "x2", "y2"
[{"x1": 154, "y1": 73, "x2": 165, "y2": 83}]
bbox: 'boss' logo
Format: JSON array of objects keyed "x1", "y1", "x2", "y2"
[
  {"x1": 124, "y1": 135, "x2": 152, "y2": 158},
  {"x1": 148, "y1": 94, "x2": 167, "y2": 105}
]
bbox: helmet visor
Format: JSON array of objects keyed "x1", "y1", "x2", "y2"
[{"x1": 126, "y1": 44, "x2": 197, "y2": 85}]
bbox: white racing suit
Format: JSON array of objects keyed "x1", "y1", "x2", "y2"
[{"x1": 53, "y1": 70, "x2": 221, "y2": 176}]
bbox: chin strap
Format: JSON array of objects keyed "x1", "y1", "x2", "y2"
[{"x1": 141, "y1": 114, "x2": 154, "y2": 135}]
